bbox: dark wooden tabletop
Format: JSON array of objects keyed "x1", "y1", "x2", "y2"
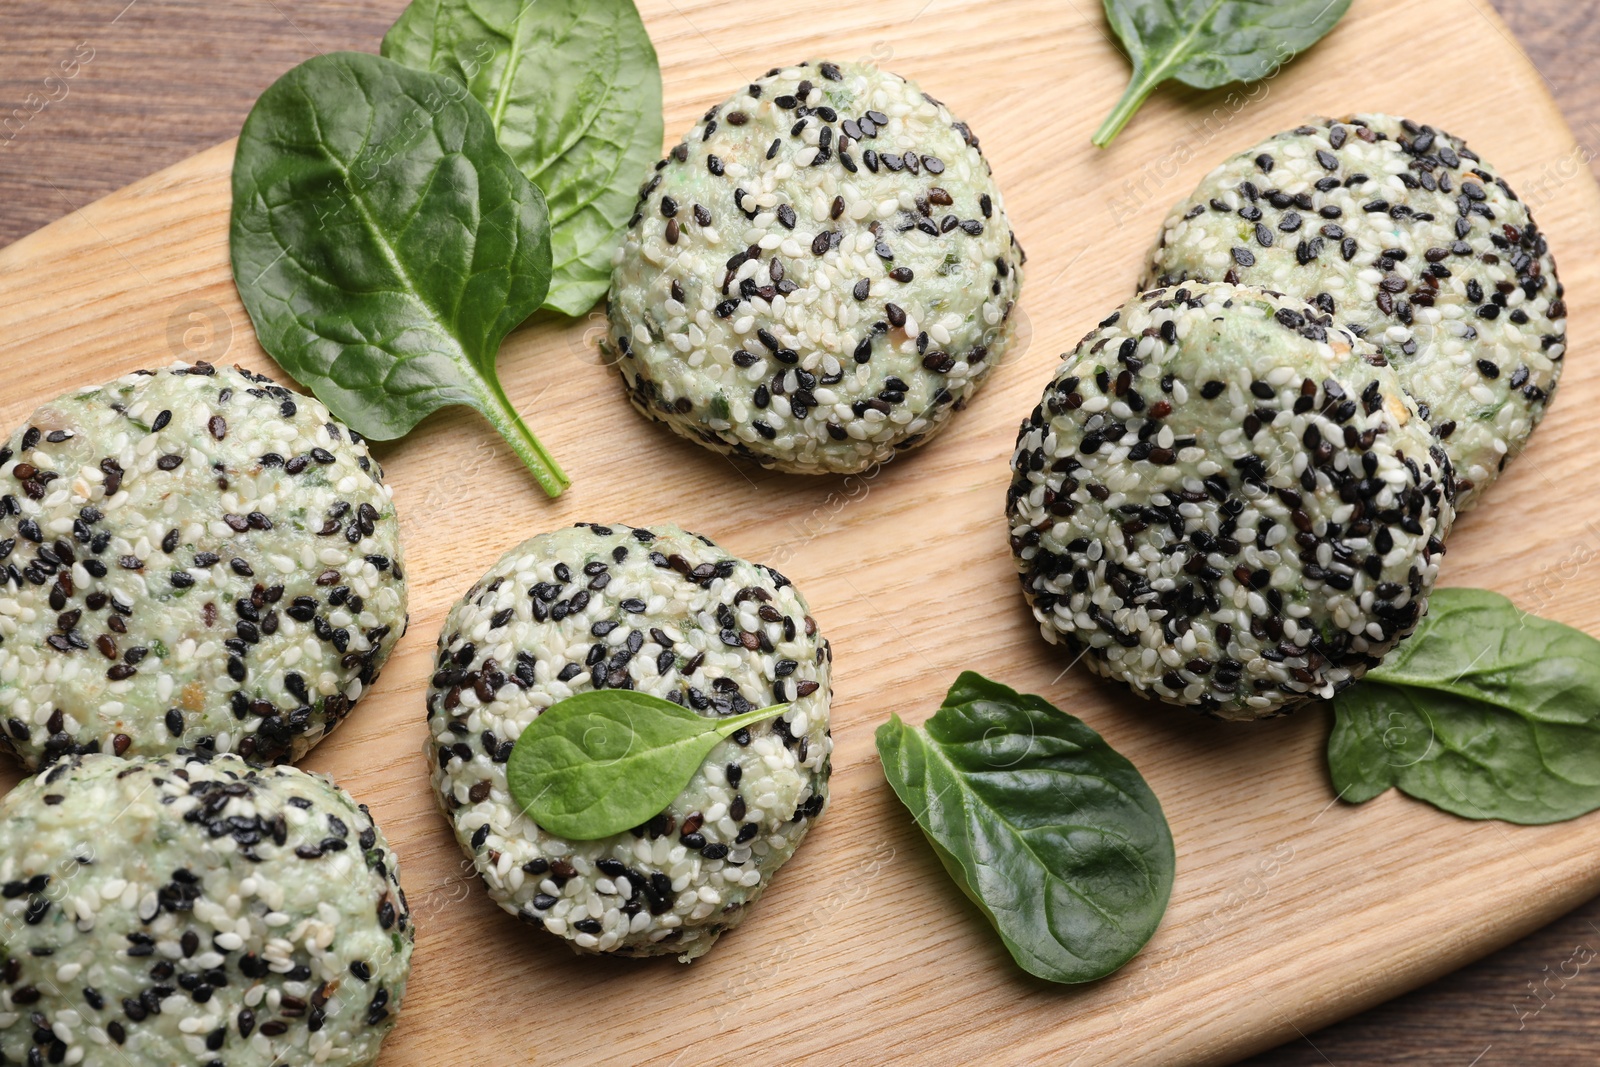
[{"x1": 2, "y1": 2, "x2": 1598, "y2": 1062}]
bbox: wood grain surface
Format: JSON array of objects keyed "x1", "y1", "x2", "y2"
[{"x1": 2, "y1": 1, "x2": 1600, "y2": 1063}]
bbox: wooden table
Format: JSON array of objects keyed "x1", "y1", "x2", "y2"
[{"x1": 2, "y1": 2, "x2": 1597, "y2": 1062}]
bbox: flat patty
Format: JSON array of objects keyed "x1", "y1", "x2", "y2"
[
  {"x1": 1008, "y1": 282, "x2": 1453, "y2": 719},
  {"x1": 0, "y1": 363, "x2": 407, "y2": 769},
  {"x1": 428, "y1": 522, "x2": 831, "y2": 960},
  {"x1": 608, "y1": 59, "x2": 1025, "y2": 474},
  {"x1": 0, "y1": 752, "x2": 412, "y2": 1067},
  {"x1": 1143, "y1": 114, "x2": 1565, "y2": 510}
]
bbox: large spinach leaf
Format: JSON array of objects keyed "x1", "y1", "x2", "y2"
[
  {"x1": 1329, "y1": 588, "x2": 1600, "y2": 824},
  {"x1": 382, "y1": 0, "x2": 663, "y2": 316},
  {"x1": 1093, "y1": 0, "x2": 1351, "y2": 146},
  {"x1": 230, "y1": 51, "x2": 569, "y2": 496},
  {"x1": 876, "y1": 672, "x2": 1174, "y2": 983},
  {"x1": 507, "y1": 691, "x2": 784, "y2": 840}
]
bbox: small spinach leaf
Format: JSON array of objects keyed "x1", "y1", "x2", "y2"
[
  {"x1": 1093, "y1": 0, "x2": 1351, "y2": 147},
  {"x1": 229, "y1": 51, "x2": 570, "y2": 496},
  {"x1": 507, "y1": 690, "x2": 784, "y2": 840},
  {"x1": 876, "y1": 672, "x2": 1174, "y2": 983},
  {"x1": 382, "y1": 0, "x2": 663, "y2": 316},
  {"x1": 1330, "y1": 588, "x2": 1600, "y2": 824}
]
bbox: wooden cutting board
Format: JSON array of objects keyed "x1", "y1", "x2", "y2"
[{"x1": 1, "y1": 0, "x2": 1596, "y2": 1062}]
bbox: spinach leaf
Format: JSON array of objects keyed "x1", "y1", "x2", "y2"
[
  {"x1": 1329, "y1": 588, "x2": 1600, "y2": 824},
  {"x1": 1093, "y1": 0, "x2": 1351, "y2": 147},
  {"x1": 382, "y1": 0, "x2": 663, "y2": 316},
  {"x1": 507, "y1": 691, "x2": 784, "y2": 840},
  {"x1": 229, "y1": 51, "x2": 570, "y2": 497},
  {"x1": 876, "y1": 672, "x2": 1174, "y2": 983}
]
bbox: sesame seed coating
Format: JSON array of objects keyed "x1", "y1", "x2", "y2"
[
  {"x1": 0, "y1": 363, "x2": 408, "y2": 770},
  {"x1": 0, "y1": 752, "x2": 412, "y2": 1067},
  {"x1": 428, "y1": 523, "x2": 831, "y2": 960},
  {"x1": 1144, "y1": 115, "x2": 1565, "y2": 510},
  {"x1": 1008, "y1": 283, "x2": 1453, "y2": 720},
  {"x1": 607, "y1": 60, "x2": 1025, "y2": 474}
]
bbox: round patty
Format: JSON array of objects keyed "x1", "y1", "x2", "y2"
[
  {"x1": 1007, "y1": 283, "x2": 1454, "y2": 719},
  {"x1": 607, "y1": 59, "x2": 1025, "y2": 474},
  {"x1": 0, "y1": 752, "x2": 412, "y2": 1067},
  {"x1": 1142, "y1": 114, "x2": 1565, "y2": 511},
  {"x1": 428, "y1": 522, "x2": 831, "y2": 960},
  {"x1": 0, "y1": 363, "x2": 407, "y2": 770}
]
